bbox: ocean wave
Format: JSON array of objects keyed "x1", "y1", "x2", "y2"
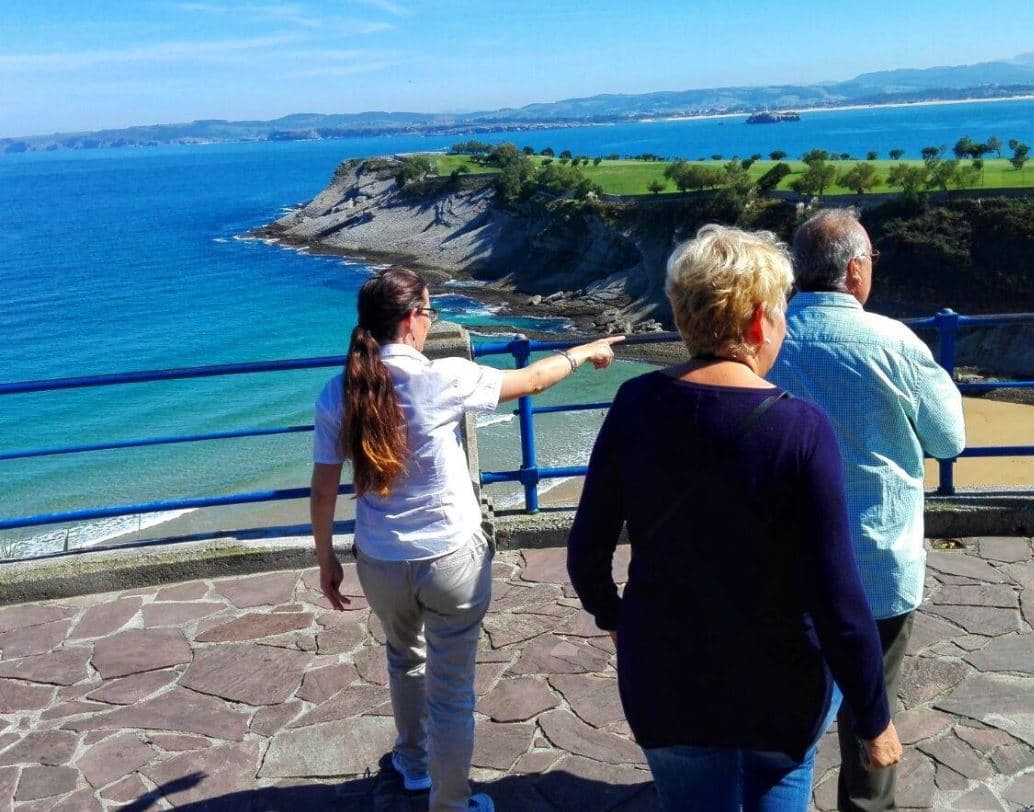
[
  {"x1": 212, "y1": 237, "x2": 228, "y2": 243},
  {"x1": 444, "y1": 279, "x2": 490, "y2": 288},
  {"x1": 476, "y1": 413, "x2": 514, "y2": 428},
  {"x1": 12, "y1": 508, "x2": 197, "y2": 559},
  {"x1": 232, "y1": 234, "x2": 279, "y2": 246}
]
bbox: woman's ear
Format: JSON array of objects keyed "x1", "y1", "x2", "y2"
[{"x1": 746, "y1": 304, "x2": 767, "y2": 347}]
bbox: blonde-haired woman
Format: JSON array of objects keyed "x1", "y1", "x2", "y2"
[
  {"x1": 567, "y1": 226, "x2": 900, "y2": 811},
  {"x1": 311, "y1": 266, "x2": 620, "y2": 812}
]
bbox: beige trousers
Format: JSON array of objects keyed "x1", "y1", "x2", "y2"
[{"x1": 355, "y1": 532, "x2": 492, "y2": 812}]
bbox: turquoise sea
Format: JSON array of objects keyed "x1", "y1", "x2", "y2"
[{"x1": 3, "y1": 99, "x2": 1033, "y2": 555}]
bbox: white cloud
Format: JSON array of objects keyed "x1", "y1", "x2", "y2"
[
  {"x1": 0, "y1": 35, "x2": 301, "y2": 73},
  {"x1": 350, "y1": 0, "x2": 411, "y2": 16},
  {"x1": 174, "y1": 2, "x2": 321, "y2": 28}
]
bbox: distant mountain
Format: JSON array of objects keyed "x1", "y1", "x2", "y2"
[{"x1": 5, "y1": 55, "x2": 1034, "y2": 152}]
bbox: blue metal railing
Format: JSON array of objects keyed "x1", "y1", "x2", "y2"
[
  {"x1": 0, "y1": 355, "x2": 354, "y2": 534},
  {"x1": 1, "y1": 310, "x2": 1032, "y2": 547}
]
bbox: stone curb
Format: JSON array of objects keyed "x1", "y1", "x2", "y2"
[
  {"x1": 0, "y1": 537, "x2": 355, "y2": 606},
  {"x1": 2, "y1": 495, "x2": 1031, "y2": 605}
]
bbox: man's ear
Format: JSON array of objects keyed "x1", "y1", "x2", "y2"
[{"x1": 844, "y1": 258, "x2": 861, "y2": 295}]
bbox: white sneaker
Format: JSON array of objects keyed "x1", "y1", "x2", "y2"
[
  {"x1": 468, "y1": 793, "x2": 494, "y2": 811},
  {"x1": 390, "y1": 750, "x2": 431, "y2": 792}
]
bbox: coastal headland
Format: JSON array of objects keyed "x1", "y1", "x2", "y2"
[{"x1": 254, "y1": 155, "x2": 1034, "y2": 377}]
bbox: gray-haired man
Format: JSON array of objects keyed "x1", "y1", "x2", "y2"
[{"x1": 769, "y1": 208, "x2": 965, "y2": 811}]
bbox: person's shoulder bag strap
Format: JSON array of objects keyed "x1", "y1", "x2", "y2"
[{"x1": 641, "y1": 390, "x2": 791, "y2": 543}]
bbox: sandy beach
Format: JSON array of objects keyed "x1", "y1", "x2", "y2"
[
  {"x1": 84, "y1": 395, "x2": 1028, "y2": 551},
  {"x1": 542, "y1": 395, "x2": 1034, "y2": 508}
]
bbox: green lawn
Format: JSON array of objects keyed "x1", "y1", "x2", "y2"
[{"x1": 431, "y1": 154, "x2": 1034, "y2": 197}]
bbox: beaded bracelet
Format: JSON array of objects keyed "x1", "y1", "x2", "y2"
[{"x1": 559, "y1": 349, "x2": 579, "y2": 372}]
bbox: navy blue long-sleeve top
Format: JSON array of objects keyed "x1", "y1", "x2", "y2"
[{"x1": 567, "y1": 372, "x2": 890, "y2": 760}]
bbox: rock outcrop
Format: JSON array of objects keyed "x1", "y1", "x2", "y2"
[{"x1": 259, "y1": 158, "x2": 677, "y2": 327}]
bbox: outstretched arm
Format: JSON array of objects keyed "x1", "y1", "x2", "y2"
[{"x1": 499, "y1": 337, "x2": 623, "y2": 402}]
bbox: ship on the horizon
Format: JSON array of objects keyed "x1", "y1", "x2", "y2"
[{"x1": 745, "y1": 111, "x2": 802, "y2": 124}]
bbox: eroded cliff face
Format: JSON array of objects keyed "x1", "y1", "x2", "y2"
[
  {"x1": 263, "y1": 158, "x2": 678, "y2": 323},
  {"x1": 261, "y1": 157, "x2": 1034, "y2": 375}
]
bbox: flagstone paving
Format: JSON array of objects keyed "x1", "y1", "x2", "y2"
[{"x1": 0, "y1": 537, "x2": 1032, "y2": 810}]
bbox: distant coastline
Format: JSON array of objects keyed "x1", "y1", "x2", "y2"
[
  {"x1": 649, "y1": 93, "x2": 1034, "y2": 124},
  {"x1": 5, "y1": 91, "x2": 1034, "y2": 153}
]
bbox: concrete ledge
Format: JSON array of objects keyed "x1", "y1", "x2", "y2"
[
  {"x1": 0, "y1": 535, "x2": 355, "y2": 606},
  {"x1": 925, "y1": 493, "x2": 1034, "y2": 537},
  {"x1": 3, "y1": 494, "x2": 1031, "y2": 605},
  {"x1": 493, "y1": 494, "x2": 1034, "y2": 550}
]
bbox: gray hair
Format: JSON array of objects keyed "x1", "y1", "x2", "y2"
[{"x1": 792, "y1": 208, "x2": 867, "y2": 292}]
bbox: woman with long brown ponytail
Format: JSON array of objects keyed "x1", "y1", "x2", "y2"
[{"x1": 311, "y1": 266, "x2": 621, "y2": 812}]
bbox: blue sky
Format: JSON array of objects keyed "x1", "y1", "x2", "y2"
[{"x1": 2, "y1": 0, "x2": 1032, "y2": 137}]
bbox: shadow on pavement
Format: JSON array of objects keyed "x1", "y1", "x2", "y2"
[{"x1": 118, "y1": 754, "x2": 656, "y2": 811}]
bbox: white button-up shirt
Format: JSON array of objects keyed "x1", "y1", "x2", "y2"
[{"x1": 313, "y1": 343, "x2": 503, "y2": 561}]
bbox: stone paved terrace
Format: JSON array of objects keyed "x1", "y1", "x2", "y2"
[{"x1": 1, "y1": 538, "x2": 1033, "y2": 811}]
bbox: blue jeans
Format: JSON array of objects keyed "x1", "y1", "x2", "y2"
[{"x1": 644, "y1": 687, "x2": 841, "y2": 812}]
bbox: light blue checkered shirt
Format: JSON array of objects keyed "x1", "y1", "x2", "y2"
[{"x1": 769, "y1": 292, "x2": 966, "y2": 618}]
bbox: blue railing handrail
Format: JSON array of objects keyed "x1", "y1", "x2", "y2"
[
  {"x1": 0, "y1": 355, "x2": 347, "y2": 396},
  {"x1": 2, "y1": 312, "x2": 1032, "y2": 547}
]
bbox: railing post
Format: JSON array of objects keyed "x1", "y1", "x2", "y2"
[
  {"x1": 933, "y1": 308, "x2": 959, "y2": 496},
  {"x1": 933, "y1": 308, "x2": 959, "y2": 378},
  {"x1": 513, "y1": 336, "x2": 540, "y2": 513}
]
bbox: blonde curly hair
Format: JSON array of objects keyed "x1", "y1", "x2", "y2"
[{"x1": 665, "y1": 224, "x2": 793, "y2": 358}]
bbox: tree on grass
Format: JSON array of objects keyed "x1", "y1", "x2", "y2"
[
  {"x1": 647, "y1": 179, "x2": 666, "y2": 195},
  {"x1": 449, "y1": 140, "x2": 492, "y2": 157},
  {"x1": 664, "y1": 160, "x2": 722, "y2": 192},
  {"x1": 710, "y1": 154, "x2": 723, "y2": 161},
  {"x1": 593, "y1": 156, "x2": 603, "y2": 166},
  {"x1": 921, "y1": 146, "x2": 942, "y2": 166},
  {"x1": 953, "y1": 163, "x2": 981, "y2": 189},
  {"x1": 791, "y1": 159, "x2": 836, "y2": 195},
  {"x1": 889, "y1": 149, "x2": 905, "y2": 160},
  {"x1": 801, "y1": 148, "x2": 829, "y2": 165},
  {"x1": 486, "y1": 143, "x2": 534, "y2": 202},
  {"x1": 540, "y1": 147, "x2": 555, "y2": 156},
  {"x1": 395, "y1": 154, "x2": 433, "y2": 186},
  {"x1": 769, "y1": 150, "x2": 787, "y2": 161},
  {"x1": 867, "y1": 151, "x2": 879, "y2": 161},
  {"x1": 925, "y1": 159, "x2": 960, "y2": 192},
  {"x1": 722, "y1": 160, "x2": 753, "y2": 195},
  {"x1": 887, "y1": 163, "x2": 929, "y2": 203},
  {"x1": 987, "y1": 136, "x2": 1002, "y2": 159},
  {"x1": 837, "y1": 162, "x2": 880, "y2": 195},
  {"x1": 953, "y1": 136, "x2": 975, "y2": 160},
  {"x1": 1011, "y1": 142, "x2": 1030, "y2": 170}
]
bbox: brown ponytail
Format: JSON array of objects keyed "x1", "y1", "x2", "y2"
[{"x1": 341, "y1": 266, "x2": 426, "y2": 497}]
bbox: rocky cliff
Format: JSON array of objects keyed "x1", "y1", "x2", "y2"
[
  {"x1": 257, "y1": 158, "x2": 683, "y2": 331},
  {"x1": 258, "y1": 157, "x2": 1034, "y2": 375}
]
